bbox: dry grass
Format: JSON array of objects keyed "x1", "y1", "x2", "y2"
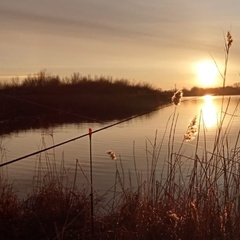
[
  {"x1": 1, "y1": 103, "x2": 240, "y2": 239},
  {"x1": 0, "y1": 31, "x2": 240, "y2": 239}
]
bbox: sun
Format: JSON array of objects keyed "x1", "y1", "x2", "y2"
[{"x1": 195, "y1": 60, "x2": 218, "y2": 87}]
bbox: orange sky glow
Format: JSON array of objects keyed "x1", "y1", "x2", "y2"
[{"x1": 1, "y1": 0, "x2": 240, "y2": 90}]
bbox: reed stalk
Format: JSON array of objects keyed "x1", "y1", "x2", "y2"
[{"x1": 1, "y1": 31, "x2": 240, "y2": 239}]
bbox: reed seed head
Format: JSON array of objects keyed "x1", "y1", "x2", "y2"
[
  {"x1": 184, "y1": 116, "x2": 198, "y2": 142},
  {"x1": 227, "y1": 31, "x2": 233, "y2": 48},
  {"x1": 107, "y1": 150, "x2": 117, "y2": 160},
  {"x1": 168, "y1": 211, "x2": 179, "y2": 221},
  {"x1": 172, "y1": 90, "x2": 183, "y2": 106}
]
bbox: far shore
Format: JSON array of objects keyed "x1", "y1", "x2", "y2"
[
  {"x1": 0, "y1": 71, "x2": 171, "y2": 135},
  {"x1": 1, "y1": 71, "x2": 240, "y2": 135}
]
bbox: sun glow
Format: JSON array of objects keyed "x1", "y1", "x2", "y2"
[
  {"x1": 202, "y1": 95, "x2": 218, "y2": 128},
  {"x1": 195, "y1": 61, "x2": 218, "y2": 87}
]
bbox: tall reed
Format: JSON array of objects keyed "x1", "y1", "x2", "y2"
[{"x1": 1, "y1": 31, "x2": 240, "y2": 239}]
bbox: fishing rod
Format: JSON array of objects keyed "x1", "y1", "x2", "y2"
[{"x1": 0, "y1": 101, "x2": 180, "y2": 168}]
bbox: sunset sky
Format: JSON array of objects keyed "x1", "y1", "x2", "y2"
[{"x1": 1, "y1": 0, "x2": 240, "y2": 90}]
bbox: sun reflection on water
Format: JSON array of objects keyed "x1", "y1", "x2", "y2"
[{"x1": 201, "y1": 95, "x2": 218, "y2": 128}]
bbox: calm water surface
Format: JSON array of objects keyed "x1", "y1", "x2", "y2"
[{"x1": 1, "y1": 95, "x2": 240, "y2": 196}]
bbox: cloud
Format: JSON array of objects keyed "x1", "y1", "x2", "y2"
[
  {"x1": 0, "y1": 2, "x2": 159, "y2": 41},
  {"x1": 1, "y1": 0, "x2": 240, "y2": 89},
  {"x1": 1, "y1": 0, "x2": 204, "y2": 44}
]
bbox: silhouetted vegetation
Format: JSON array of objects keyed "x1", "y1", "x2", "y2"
[
  {"x1": 2, "y1": 70, "x2": 240, "y2": 135},
  {"x1": 0, "y1": 71, "x2": 172, "y2": 134},
  {"x1": 1, "y1": 32, "x2": 240, "y2": 239},
  {"x1": 1, "y1": 119, "x2": 240, "y2": 239},
  {"x1": 182, "y1": 85, "x2": 240, "y2": 96}
]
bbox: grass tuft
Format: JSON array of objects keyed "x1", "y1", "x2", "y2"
[{"x1": 1, "y1": 31, "x2": 240, "y2": 239}]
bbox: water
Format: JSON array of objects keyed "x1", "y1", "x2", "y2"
[{"x1": 1, "y1": 95, "x2": 240, "y2": 196}]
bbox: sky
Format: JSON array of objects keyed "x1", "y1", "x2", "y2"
[{"x1": 1, "y1": 0, "x2": 240, "y2": 90}]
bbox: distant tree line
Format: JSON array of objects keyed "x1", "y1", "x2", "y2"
[
  {"x1": 182, "y1": 84, "x2": 240, "y2": 96},
  {"x1": 0, "y1": 70, "x2": 163, "y2": 96},
  {"x1": 2, "y1": 70, "x2": 240, "y2": 97},
  {"x1": 0, "y1": 71, "x2": 173, "y2": 134}
]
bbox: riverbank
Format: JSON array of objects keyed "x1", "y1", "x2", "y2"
[
  {"x1": 1, "y1": 74, "x2": 240, "y2": 239},
  {"x1": 0, "y1": 71, "x2": 171, "y2": 135},
  {"x1": 1, "y1": 135, "x2": 240, "y2": 240}
]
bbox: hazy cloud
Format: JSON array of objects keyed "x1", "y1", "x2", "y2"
[{"x1": 1, "y1": 0, "x2": 239, "y2": 88}]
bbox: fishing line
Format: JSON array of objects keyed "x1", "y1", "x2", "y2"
[
  {"x1": 0, "y1": 96, "x2": 195, "y2": 168},
  {"x1": 0, "y1": 102, "x2": 174, "y2": 167}
]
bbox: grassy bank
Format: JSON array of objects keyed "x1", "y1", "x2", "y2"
[
  {"x1": 1, "y1": 118, "x2": 240, "y2": 240},
  {"x1": 2, "y1": 96, "x2": 240, "y2": 239},
  {"x1": 1, "y1": 31, "x2": 239, "y2": 239},
  {"x1": 0, "y1": 71, "x2": 171, "y2": 134}
]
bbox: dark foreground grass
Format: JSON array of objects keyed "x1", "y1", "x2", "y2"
[
  {"x1": 1, "y1": 138, "x2": 240, "y2": 240},
  {"x1": 1, "y1": 31, "x2": 239, "y2": 239},
  {"x1": 2, "y1": 100, "x2": 240, "y2": 240},
  {"x1": 2, "y1": 95, "x2": 240, "y2": 239}
]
